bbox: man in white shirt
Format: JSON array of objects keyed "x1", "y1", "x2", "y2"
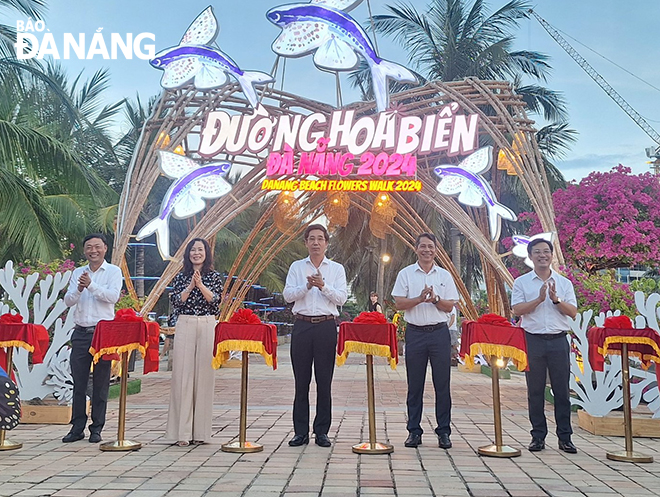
[
  {"x1": 283, "y1": 224, "x2": 347, "y2": 448},
  {"x1": 392, "y1": 233, "x2": 459, "y2": 449},
  {"x1": 511, "y1": 239, "x2": 578, "y2": 454},
  {"x1": 62, "y1": 234, "x2": 123, "y2": 443}
]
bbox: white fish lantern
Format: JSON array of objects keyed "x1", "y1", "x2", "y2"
[
  {"x1": 266, "y1": 0, "x2": 417, "y2": 112},
  {"x1": 149, "y1": 7, "x2": 274, "y2": 109},
  {"x1": 136, "y1": 151, "x2": 233, "y2": 260},
  {"x1": 511, "y1": 232, "x2": 556, "y2": 268},
  {"x1": 434, "y1": 146, "x2": 517, "y2": 241}
]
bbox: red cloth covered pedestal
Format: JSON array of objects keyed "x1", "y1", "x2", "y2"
[
  {"x1": 460, "y1": 321, "x2": 528, "y2": 371},
  {"x1": 213, "y1": 323, "x2": 278, "y2": 370},
  {"x1": 90, "y1": 319, "x2": 160, "y2": 374},
  {"x1": 588, "y1": 326, "x2": 660, "y2": 385},
  {"x1": 337, "y1": 322, "x2": 398, "y2": 369}
]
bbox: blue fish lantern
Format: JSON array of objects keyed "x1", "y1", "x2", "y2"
[
  {"x1": 434, "y1": 147, "x2": 517, "y2": 241},
  {"x1": 150, "y1": 7, "x2": 274, "y2": 109},
  {"x1": 266, "y1": 0, "x2": 417, "y2": 112},
  {"x1": 136, "y1": 151, "x2": 233, "y2": 260}
]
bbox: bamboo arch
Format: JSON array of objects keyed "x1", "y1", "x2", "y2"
[{"x1": 112, "y1": 78, "x2": 559, "y2": 319}]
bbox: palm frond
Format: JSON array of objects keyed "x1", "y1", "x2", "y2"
[{"x1": 0, "y1": 168, "x2": 61, "y2": 261}]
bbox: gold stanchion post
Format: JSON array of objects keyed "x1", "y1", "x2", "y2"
[
  {"x1": 352, "y1": 355, "x2": 393, "y2": 454},
  {"x1": 606, "y1": 343, "x2": 653, "y2": 463},
  {"x1": 100, "y1": 351, "x2": 141, "y2": 451},
  {"x1": 222, "y1": 351, "x2": 263, "y2": 453},
  {"x1": 0, "y1": 347, "x2": 22, "y2": 451},
  {"x1": 478, "y1": 357, "x2": 520, "y2": 458}
]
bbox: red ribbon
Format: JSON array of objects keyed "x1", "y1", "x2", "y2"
[
  {"x1": 477, "y1": 313, "x2": 512, "y2": 327},
  {"x1": 114, "y1": 308, "x2": 143, "y2": 322},
  {"x1": 353, "y1": 311, "x2": 388, "y2": 324},
  {"x1": 603, "y1": 315, "x2": 633, "y2": 329},
  {"x1": 228, "y1": 308, "x2": 262, "y2": 325},
  {"x1": 0, "y1": 313, "x2": 24, "y2": 324}
]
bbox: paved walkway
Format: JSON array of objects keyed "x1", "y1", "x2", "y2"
[{"x1": 1, "y1": 347, "x2": 659, "y2": 497}]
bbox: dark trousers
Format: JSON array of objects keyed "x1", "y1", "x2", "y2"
[
  {"x1": 405, "y1": 323, "x2": 451, "y2": 436},
  {"x1": 290, "y1": 319, "x2": 337, "y2": 436},
  {"x1": 525, "y1": 332, "x2": 573, "y2": 442},
  {"x1": 70, "y1": 327, "x2": 111, "y2": 435}
]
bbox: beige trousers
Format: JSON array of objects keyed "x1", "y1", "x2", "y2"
[{"x1": 166, "y1": 315, "x2": 216, "y2": 442}]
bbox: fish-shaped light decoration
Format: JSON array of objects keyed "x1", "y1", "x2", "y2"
[
  {"x1": 511, "y1": 232, "x2": 555, "y2": 268},
  {"x1": 136, "y1": 151, "x2": 233, "y2": 260},
  {"x1": 266, "y1": 0, "x2": 417, "y2": 112},
  {"x1": 150, "y1": 7, "x2": 274, "y2": 109},
  {"x1": 434, "y1": 146, "x2": 517, "y2": 241}
]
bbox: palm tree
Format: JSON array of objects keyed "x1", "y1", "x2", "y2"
[
  {"x1": 352, "y1": 0, "x2": 568, "y2": 121},
  {"x1": 0, "y1": 0, "x2": 46, "y2": 59},
  {"x1": 0, "y1": 61, "x2": 120, "y2": 262}
]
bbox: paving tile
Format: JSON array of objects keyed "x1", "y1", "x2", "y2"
[{"x1": 4, "y1": 350, "x2": 660, "y2": 497}]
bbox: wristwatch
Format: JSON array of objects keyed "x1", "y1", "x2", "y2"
[
  {"x1": 433, "y1": 296, "x2": 440, "y2": 304},
  {"x1": 552, "y1": 298, "x2": 561, "y2": 305}
]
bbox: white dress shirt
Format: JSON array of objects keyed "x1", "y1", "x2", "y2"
[
  {"x1": 283, "y1": 256, "x2": 348, "y2": 317},
  {"x1": 391, "y1": 263, "x2": 459, "y2": 326},
  {"x1": 64, "y1": 261, "x2": 123, "y2": 327},
  {"x1": 511, "y1": 269, "x2": 577, "y2": 334}
]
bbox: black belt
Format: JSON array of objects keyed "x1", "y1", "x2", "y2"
[
  {"x1": 295, "y1": 314, "x2": 335, "y2": 324},
  {"x1": 74, "y1": 325, "x2": 96, "y2": 333},
  {"x1": 407, "y1": 322, "x2": 447, "y2": 332},
  {"x1": 526, "y1": 331, "x2": 567, "y2": 340}
]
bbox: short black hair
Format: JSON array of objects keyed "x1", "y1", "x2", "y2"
[
  {"x1": 415, "y1": 232, "x2": 437, "y2": 247},
  {"x1": 182, "y1": 238, "x2": 214, "y2": 274},
  {"x1": 527, "y1": 238, "x2": 553, "y2": 256},
  {"x1": 83, "y1": 233, "x2": 108, "y2": 246},
  {"x1": 304, "y1": 224, "x2": 329, "y2": 241}
]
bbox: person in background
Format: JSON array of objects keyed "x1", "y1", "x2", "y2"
[
  {"x1": 392, "y1": 232, "x2": 459, "y2": 450},
  {"x1": 166, "y1": 238, "x2": 223, "y2": 447},
  {"x1": 283, "y1": 224, "x2": 347, "y2": 448},
  {"x1": 369, "y1": 291, "x2": 384, "y2": 314},
  {"x1": 448, "y1": 307, "x2": 459, "y2": 367},
  {"x1": 63, "y1": 233, "x2": 122, "y2": 443},
  {"x1": 511, "y1": 238, "x2": 578, "y2": 454}
]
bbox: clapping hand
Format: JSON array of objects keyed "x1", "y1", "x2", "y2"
[
  {"x1": 419, "y1": 285, "x2": 433, "y2": 303},
  {"x1": 78, "y1": 271, "x2": 91, "y2": 292},
  {"x1": 538, "y1": 281, "x2": 548, "y2": 302},
  {"x1": 547, "y1": 280, "x2": 558, "y2": 302},
  {"x1": 307, "y1": 270, "x2": 324, "y2": 289},
  {"x1": 186, "y1": 270, "x2": 201, "y2": 292}
]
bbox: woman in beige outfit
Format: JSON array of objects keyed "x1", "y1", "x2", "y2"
[{"x1": 166, "y1": 238, "x2": 222, "y2": 446}]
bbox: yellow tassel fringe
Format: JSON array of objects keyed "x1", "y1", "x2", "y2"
[{"x1": 336, "y1": 341, "x2": 397, "y2": 370}]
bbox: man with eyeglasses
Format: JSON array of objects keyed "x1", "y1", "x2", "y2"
[
  {"x1": 283, "y1": 224, "x2": 347, "y2": 448},
  {"x1": 511, "y1": 238, "x2": 578, "y2": 454}
]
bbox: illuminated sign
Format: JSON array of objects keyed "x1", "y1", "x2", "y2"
[
  {"x1": 260, "y1": 179, "x2": 422, "y2": 192},
  {"x1": 199, "y1": 103, "x2": 479, "y2": 192},
  {"x1": 200, "y1": 104, "x2": 478, "y2": 158}
]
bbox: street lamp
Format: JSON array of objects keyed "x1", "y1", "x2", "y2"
[{"x1": 376, "y1": 250, "x2": 391, "y2": 301}]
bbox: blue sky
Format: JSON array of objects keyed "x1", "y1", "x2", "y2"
[{"x1": 7, "y1": 0, "x2": 660, "y2": 182}]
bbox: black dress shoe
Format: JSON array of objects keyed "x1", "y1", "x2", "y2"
[
  {"x1": 437, "y1": 433, "x2": 452, "y2": 449},
  {"x1": 315, "y1": 434, "x2": 331, "y2": 447},
  {"x1": 404, "y1": 433, "x2": 422, "y2": 448},
  {"x1": 558, "y1": 440, "x2": 577, "y2": 454},
  {"x1": 528, "y1": 438, "x2": 545, "y2": 451},
  {"x1": 89, "y1": 433, "x2": 102, "y2": 443},
  {"x1": 62, "y1": 432, "x2": 84, "y2": 443},
  {"x1": 288, "y1": 434, "x2": 309, "y2": 447}
]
